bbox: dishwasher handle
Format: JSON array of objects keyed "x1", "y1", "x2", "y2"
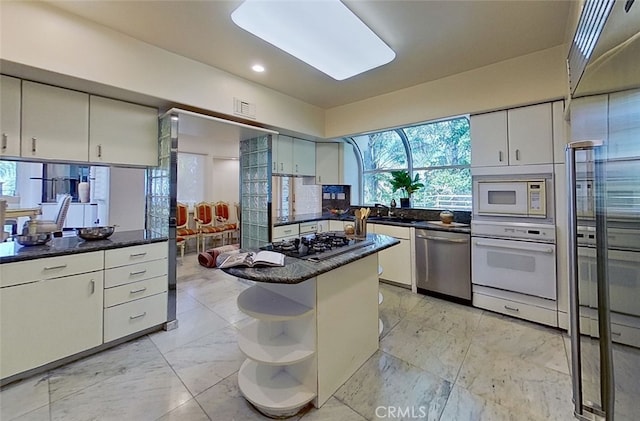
[{"x1": 416, "y1": 234, "x2": 468, "y2": 244}]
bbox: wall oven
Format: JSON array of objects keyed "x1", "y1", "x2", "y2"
[{"x1": 471, "y1": 221, "x2": 557, "y2": 300}]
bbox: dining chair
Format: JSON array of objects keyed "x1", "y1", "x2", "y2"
[
  {"x1": 176, "y1": 202, "x2": 198, "y2": 257},
  {"x1": 27, "y1": 194, "x2": 72, "y2": 235},
  {"x1": 194, "y1": 201, "x2": 225, "y2": 252},
  {"x1": 213, "y1": 201, "x2": 237, "y2": 245}
]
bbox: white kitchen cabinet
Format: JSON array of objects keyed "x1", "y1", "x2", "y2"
[
  {"x1": 471, "y1": 103, "x2": 554, "y2": 167},
  {"x1": 21, "y1": 81, "x2": 89, "y2": 162},
  {"x1": 315, "y1": 142, "x2": 343, "y2": 184},
  {"x1": 0, "y1": 257, "x2": 103, "y2": 379},
  {"x1": 507, "y1": 102, "x2": 553, "y2": 165},
  {"x1": 471, "y1": 111, "x2": 508, "y2": 167},
  {"x1": 328, "y1": 220, "x2": 346, "y2": 232},
  {"x1": 293, "y1": 139, "x2": 316, "y2": 176},
  {"x1": 89, "y1": 96, "x2": 158, "y2": 166},
  {"x1": 316, "y1": 220, "x2": 329, "y2": 233},
  {"x1": 103, "y1": 242, "x2": 168, "y2": 342},
  {"x1": 273, "y1": 135, "x2": 293, "y2": 174},
  {"x1": 272, "y1": 224, "x2": 299, "y2": 241},
  {"x1": 0, "y1": 75, "x2": 21, "y2": 157},
  {"x1": 371, "y1": 224, "x2": 413, "y2": 287}
]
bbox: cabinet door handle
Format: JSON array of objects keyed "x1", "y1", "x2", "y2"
[
  {"x1": 129, "y1": 312, "x2": 147, "y2": 320},
  {"x1": 273, "y1": 161, "x2": 276, "y2": 171},
  {"x1": 44, "y1": 264, "x2": 67, "y2": 270},
  {"x1": 498, "y1": 151, "x2": 503, "y2": 162},
  {"x1": 130, "y1": 252, "x2": 147, "y2": 257},
  {"x1": 31, "y1": 137, "x2": 37, "y2": 153},
  {"x1": 130, "y1": 287, "x2": 147, "y2": 294},
  {"x1": 612, "y1": 331, "x2": 621, "y2": 337},
  {"x1": 130, "y1": 270, "x2": 147, "y2": 276},
  {"x1": 504, "y1": 305, "x2": 520, "y2": 312},
  {"x1": 515, "y1": 149, "x2": 520, "y2": 160},
  {"x1": 295, "y1": 164, "x2": 299, "y2": 173},
  {"x1": 1, "y1": 133, "x2": 7, "y2": 150},
  {"x1": 97, "y1": 144, "x2": 102, "y2": 158},
  {"x1": 280, "y1": 162, "x2": 283, "y2": 171},
  {"x1": 318, "y1": 175, "x2": 322, "y2": 183},
  {"x1": 90, "y1": 280, "x2": 95, "y2": 294}
]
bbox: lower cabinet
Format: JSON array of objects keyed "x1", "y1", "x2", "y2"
[
  {"x1": 371, "y1": 224, "x2": 413, "y2": 287},
  {"x1": 0, "y1": 271, "x2": 104, "y2": 378},
  {"x1": 0, "y1": 241, "x2": 169, "y2": 381}
]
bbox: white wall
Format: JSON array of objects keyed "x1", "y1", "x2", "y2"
[
  {"x1": 178, "y1": 134, "x2": 240, "y2": 206},
  {"x1": 0, "y1": 1, "x2": 325, "y2": 138},
  {"x1": 108, "y1": 167, "x2": 146, "y2": 231},
  {"x1": 325, "y1": 45, "x2": 568, "y2": 138}
]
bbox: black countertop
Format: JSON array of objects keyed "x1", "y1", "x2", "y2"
[
  {"x1": 273, "y1": 212, "x2": 471, "y2": 234},
  {"x1": 220, "y1": 233, "x2": 400, "y2": 284},
  {"x1": 0, "y1": 230, "x2": 168, "y2": 264}
]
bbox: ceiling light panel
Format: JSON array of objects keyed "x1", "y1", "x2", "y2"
[{"x1": 231, "y1": 0, "x2": 396, "y2": 80}]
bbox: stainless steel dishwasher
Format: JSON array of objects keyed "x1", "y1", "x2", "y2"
[{"x1": 415, "y1": 229, "x2": 471, "y2": 302}]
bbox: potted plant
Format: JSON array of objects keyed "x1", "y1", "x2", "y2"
[{"x1": 389, "y1": 170, "x2": 424, "y2": 208}]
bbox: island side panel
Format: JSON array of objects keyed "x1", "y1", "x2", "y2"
[{"x1": 316, "y1": 253, "x2": 379, "y2": 406}]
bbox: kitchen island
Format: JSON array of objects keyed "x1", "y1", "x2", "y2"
[{"x1": 221, "y1": 233, "x2": 399, "y2": 417}]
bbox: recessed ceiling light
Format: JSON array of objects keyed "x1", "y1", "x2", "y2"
[
  {"x1": 231, "y1": 0, "x2": 395, "y2": 81},
  {"x1": 252, "y1": 64, "x2": 265, "y2": 73}
]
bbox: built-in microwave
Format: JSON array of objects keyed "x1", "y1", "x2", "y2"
[{"x1": 474, "y1": 177, "x2": 549, "y2": 219}]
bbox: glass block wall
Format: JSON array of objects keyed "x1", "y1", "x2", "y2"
[
  {"x1": 240, "y1": 135, "x2": 271, "y2": 248},
  {"x1": 146, "y1": 116, "x2": 172, "y2": 237}
]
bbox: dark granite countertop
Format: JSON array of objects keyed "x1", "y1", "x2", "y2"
[
  {"x1": 220, "y1": 233, "x2": 400, "y2": 284},
  {"x1": 273, "y1": 212, "x2": 470, "y2": 234},
  {"x1": 0, "y1": 230, "x2": 168, "y2": 264}
]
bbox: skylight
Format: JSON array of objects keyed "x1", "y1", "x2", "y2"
[{"x1": 231, "y1": 0, "x2": 396, "y2": 81}]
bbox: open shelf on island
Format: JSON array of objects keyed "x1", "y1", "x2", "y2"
[
  {"x1": 237, "y1": 285, "x2": 314, "y2": 321},
  {"x1": 238, "y1": 359, "x2": 316, "y2": 418},
  {"x1": 238, "y1": 319, "x2": 315, "y2": 365}
]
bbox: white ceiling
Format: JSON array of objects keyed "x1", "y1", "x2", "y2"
[{"x1": 47, "y1": 0, "x2": 573, "y2": 109}]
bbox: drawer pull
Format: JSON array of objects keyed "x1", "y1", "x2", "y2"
[
  {"x1": 504, "y1": 305, "x2": 520, "y2": 312},
  {"x1": 90, "y1": 280, "x2": 95, "y2": 294},
  {"x1": 130, "y1": 312, "x2": 147, "y2": 320},
  {"x1": 130, "y1": 287, "x2": 147, "y2": 294},
  {"x1": 130, "y1": 252, "x2": 147, "y2": 257},
  {"x1": 44, "y1": 264, "x2": 67, "y2": 270},
  {"x1": 130, "y1": 270, "x2": 147, "y2": 276},
  {"x1": 612, "y1": 331, "x2": 621, "y2": 337}
]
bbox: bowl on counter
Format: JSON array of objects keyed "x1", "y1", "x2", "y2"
[
  {"x1": 439, "y1": 210, "x2": 454, "y2": 224},
  {"x1": 14, "y1": 233, "x2": 51, "y2": 246},
  {"x1": 76, "y1": 226, "x2": 116, "y2": 241}
]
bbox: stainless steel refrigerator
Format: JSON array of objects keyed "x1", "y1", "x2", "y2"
[{"x1": 566, "y1": 1, "x2": 639, "y2": 419}]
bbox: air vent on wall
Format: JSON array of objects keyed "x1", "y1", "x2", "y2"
[{"x1": 233, "y1": 98, "x2": 256, "y2": 119}]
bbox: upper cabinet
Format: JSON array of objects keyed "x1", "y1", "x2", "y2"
[
  {"x1": 471, "y1": 102, "x2": 554, "y2": 167},
  {"x1": 552, "y1": 101, "x2": 568, "y2": 164},
  {"x1": 470, "y1": 110, "x2": 508, "y2": 167},
  {"x1": 293, "y1": 139, "x2": 315, "y2": 176},
  {"x1": 316, "y1": 142, "x2": 343, "y2": 184},
  {"x1": 272, "y1": 136, "x2": 316, "y2": 176},
  {"x1": 272, "y1": 135, "x2": 293, "y2": 174},
  {"x1": 21, "y1": 81, "x2": 89, "y2": 162},
  {"x1": 89, "y1": 96, "x2": 158, "y2": 166},
  {"x1": 0, "y1": 75, "x2": 21, "y2": 157}
]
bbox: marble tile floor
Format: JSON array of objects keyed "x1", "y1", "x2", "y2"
[{"x1": 1, "y1": 254, "x2": 575, "y2": 421}]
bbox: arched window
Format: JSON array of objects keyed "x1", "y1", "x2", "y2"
[{"x1": 350, "y1": 116, "x2": 471, "y2": 210}]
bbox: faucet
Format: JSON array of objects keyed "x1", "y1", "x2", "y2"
[{"x1": 373, "y1": 203, "x2": 389, "y2": 217}]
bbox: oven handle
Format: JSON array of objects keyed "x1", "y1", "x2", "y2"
[{"x1": 473, "y1": 240, "x2": 554, "y2": 254}]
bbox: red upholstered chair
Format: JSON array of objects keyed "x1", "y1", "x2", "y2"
[
  {"x1": 176, "y1": 202, "x2": 198, "y2": 257},
  {"x1": 194, "y1": 201, "x2": 225, "y2": 252},
  {"x1": 213, "y1": 201, "x2": 237, "y2": 245}
]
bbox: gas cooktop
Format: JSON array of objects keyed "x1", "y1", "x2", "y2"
[{"x1": 262, "y1": 232, "x2": 373, "y2": 261}]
